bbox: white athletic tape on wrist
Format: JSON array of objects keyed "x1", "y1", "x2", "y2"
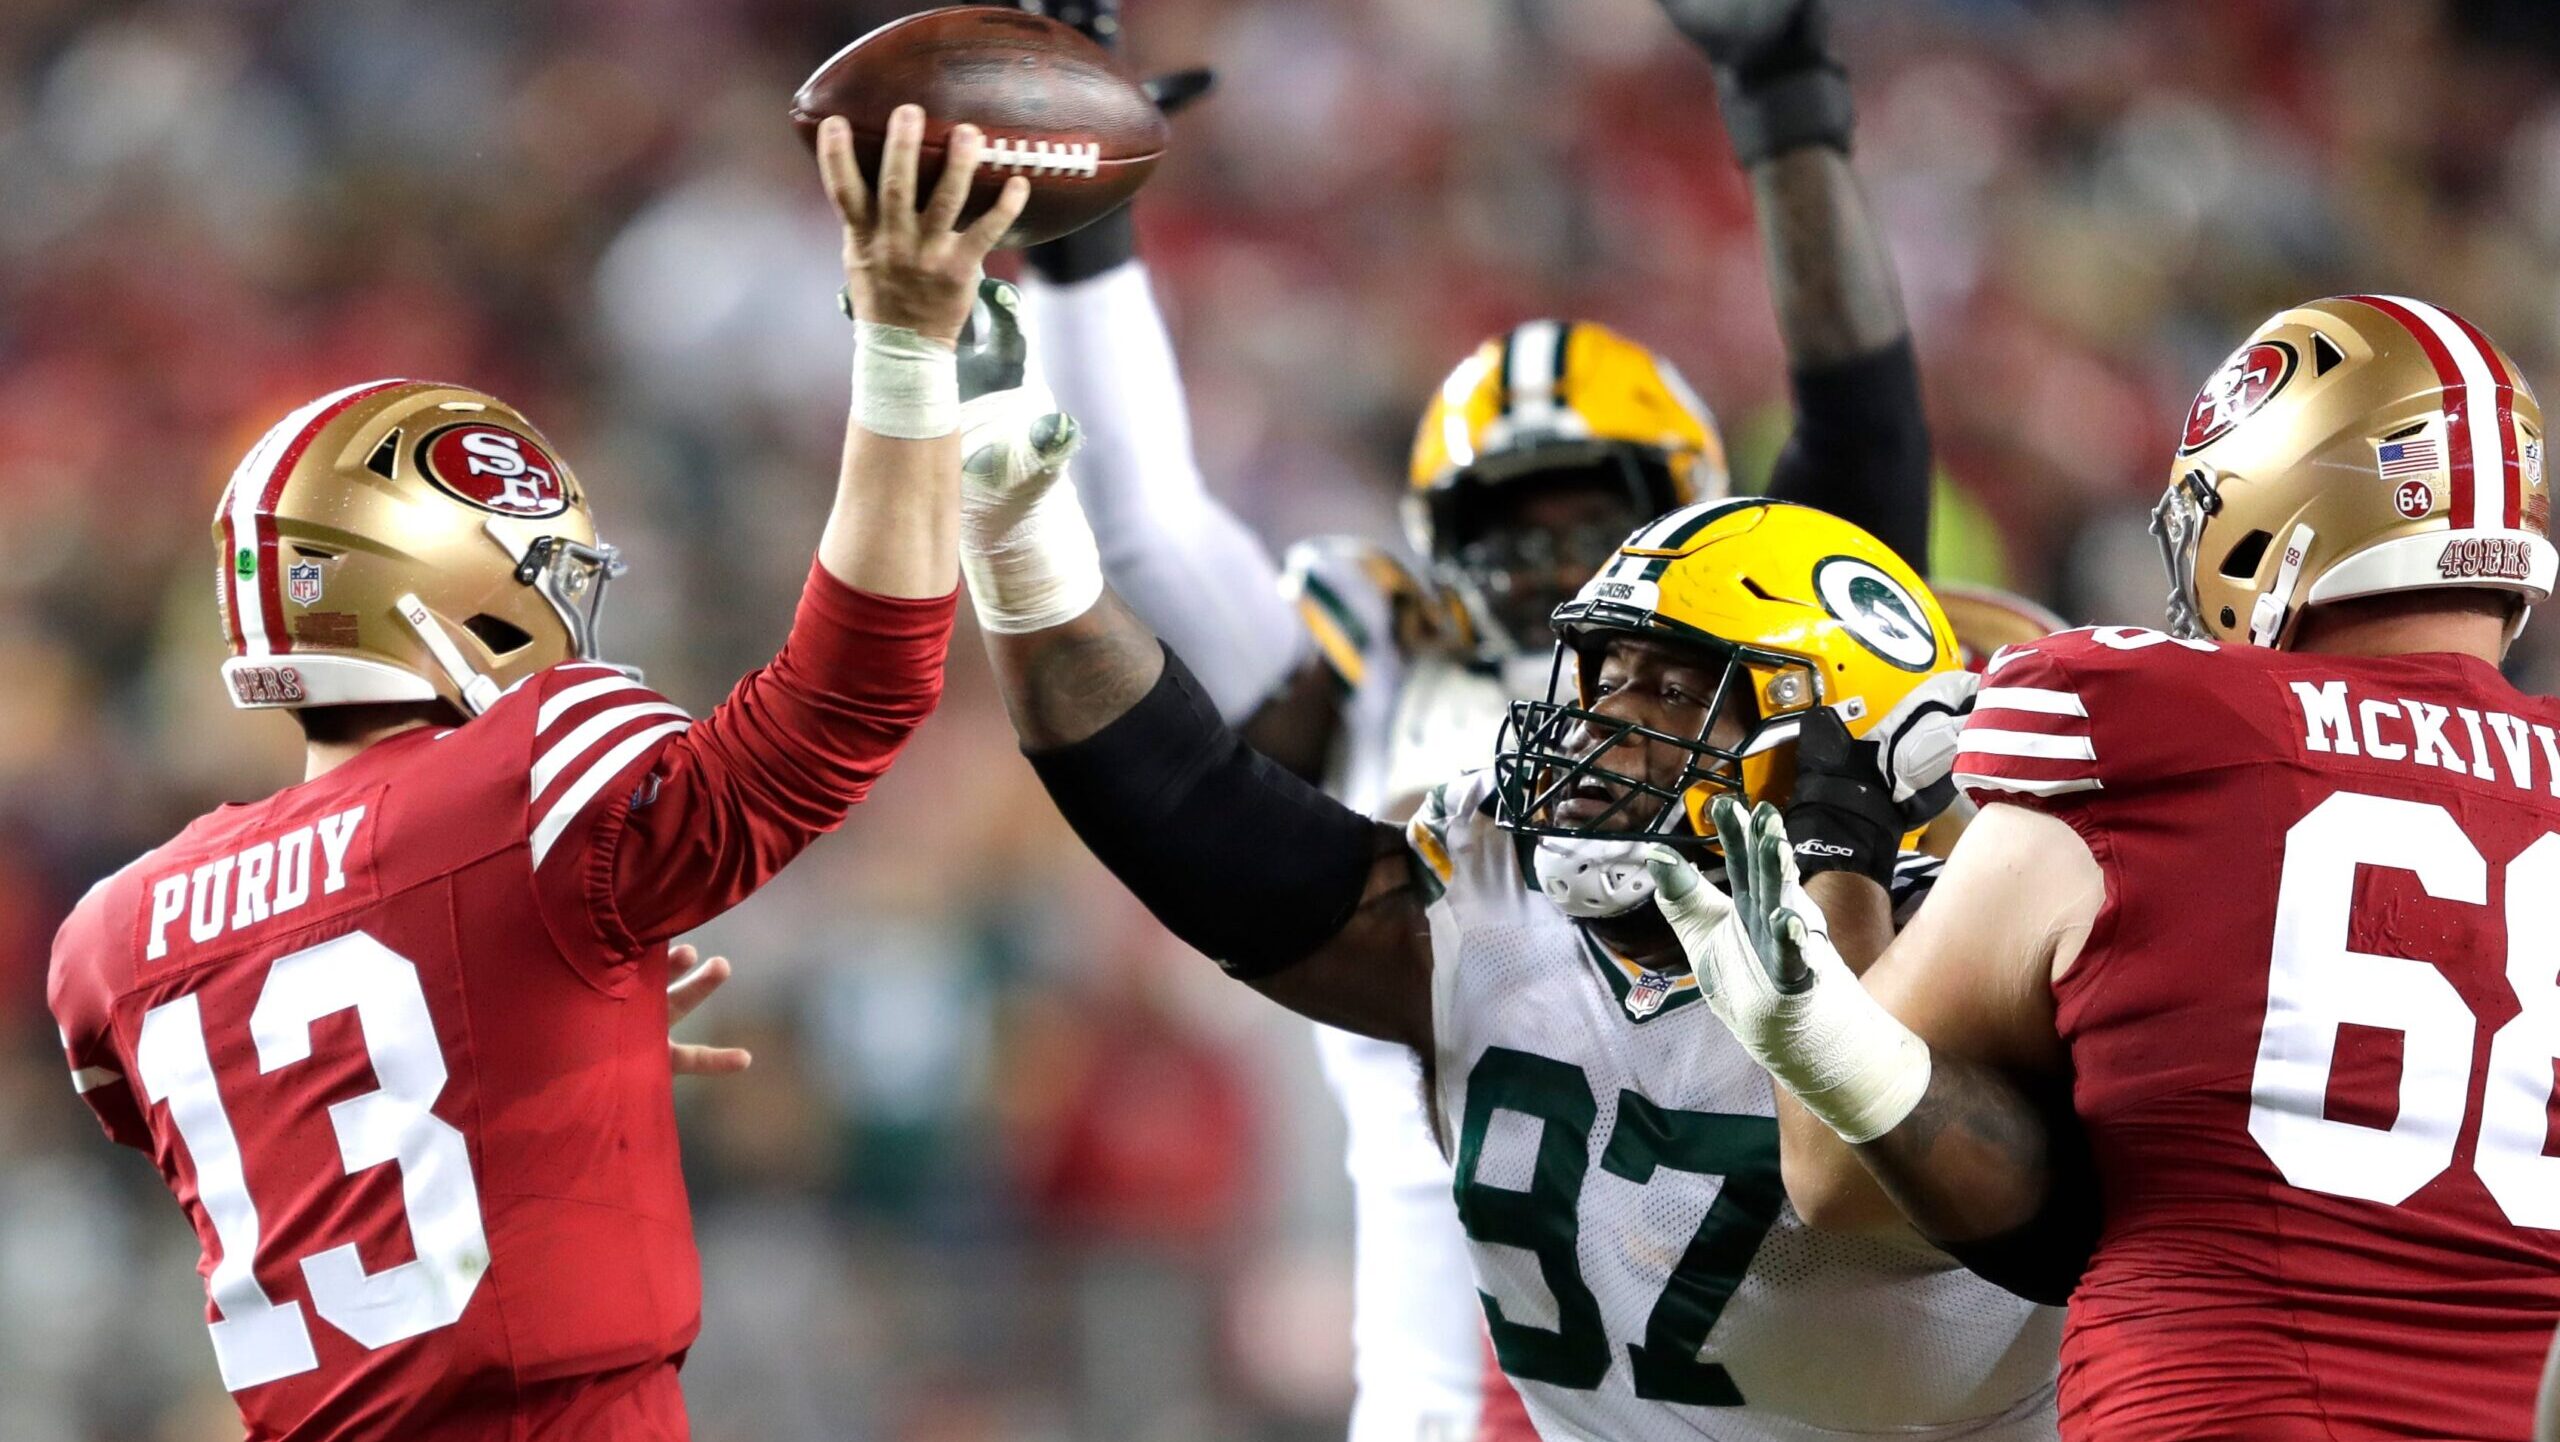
[
  {"x1": 959, "y1": 385, "x2": 1103, "y2": 633},
  {"x1": 1651, "y1": 851, "x2": 1932, "y2": 1144},
  {"x1": 854, "y1": 320, "x2": 959, "y2": 440}
]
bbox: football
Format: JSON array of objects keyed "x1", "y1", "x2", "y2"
[{"x1": 790, "y1": 7, "x2": 1169, "y2": 248}]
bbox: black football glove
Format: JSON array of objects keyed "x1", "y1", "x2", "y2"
[
  {"x1": 1018, "y1": 0, "x2": 1215, "y2": 285},
  {"x1": 1779, "y1": 671, "x2": 1979, "y2": 886},
  {"x1": 1655, "y1": 0, "x2": 1854, "y2": 168}
]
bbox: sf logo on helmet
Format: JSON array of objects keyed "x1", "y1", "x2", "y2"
[
  {"x1": 420, "y1": 424, "x2": 569, "y2": 517},
  {"x1": 2180, "y1": 340, "x2": 2298, "y2": 454}
]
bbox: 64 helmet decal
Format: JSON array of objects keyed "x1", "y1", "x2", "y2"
[{"x1": 2154, "y1": 295, "x2": 2556, "y2": 648}]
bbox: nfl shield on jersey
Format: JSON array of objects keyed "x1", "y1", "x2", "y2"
[
  {"x1": 1409, "y1": 770, "x2": 2062, "y2": 1442},
  {"x1": 1956, "y1": 627, "x2": 2560, "y2": 1440}
]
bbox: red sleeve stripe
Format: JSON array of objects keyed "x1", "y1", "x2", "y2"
[
  {"x1": 531, "y1": 699, "x2": 691, "y2": 796},
  {"x1": 1975, "y1": 684, "x2": 2086, "y2": 717},
  {"x1": 531, "y1": 720, "x2": 690, "y2": 867}
]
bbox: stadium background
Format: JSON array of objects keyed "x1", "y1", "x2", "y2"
[{"x1": 2, "y1": 0, "x2": 2557, "y2": 1436}]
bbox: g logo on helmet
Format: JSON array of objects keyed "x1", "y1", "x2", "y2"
[
  {"x1": 1814, "y1": 557, "x2": 1939, "y2": 672},
  {"x1": 419, "y1": 424, "x2": 569, "y2": 517},
  {"x1": 2179, "y1": 340, "x2": 2297, "y2": 455}
]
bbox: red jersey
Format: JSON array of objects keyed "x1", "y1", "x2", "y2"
[
  {"x1": 48, "y1": 564, "x2": 953, "y2": 1442},
  {"x1": 1954, "y1": 625, "x2": 2560, "y2": 1440}
]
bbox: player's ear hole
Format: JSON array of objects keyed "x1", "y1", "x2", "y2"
[
  {"x1": 464, "y1": 614, "x2": 534, "y2": 655},
  {"x1": 2219, "y1": 529, "x2": 2275, "y2": 579},
  {"x1": 2220, "y1": 606, "x2": 2238, "y2": 629}
]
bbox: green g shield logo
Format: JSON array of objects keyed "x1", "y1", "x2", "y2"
[{"x1": 1814, "y1": 557, "x2": 1939, "y2": 671}]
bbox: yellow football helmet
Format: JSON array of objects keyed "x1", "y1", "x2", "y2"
[
  {"x1": 1406, "y1": 320, "x2": 1730, "y2": 653},
  {"x1": 213, "y1": 379, "x2": 624, "y2": 716},
  {"x1": 2154, "y1": 295, "x2": 2554, "y2": 648},
  {"x1": 1492, "y1": 497, "x2": 1958, "y2": 845}
]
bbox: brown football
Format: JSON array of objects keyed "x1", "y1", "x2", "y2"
[{"x1": 791, "y1": 7, "x2": 1169, "y2": 248}]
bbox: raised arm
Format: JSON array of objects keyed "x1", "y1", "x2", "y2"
[
  {"x1": 957, "y1": 346, "x2": 1435, "y2": 1046},
  {"x1": 1010, "y1": 5, "x2": 1309, "y2": 727},
  {"x1": 1650, "y1": 797, "x2": 2102, "y2": 1303},
  {"x1": 529, "y1": 110, "x2": 1026, "y2": 954},
  {"x1": 1661, "y1": 0, "x2": 1931, "y2": 567}
]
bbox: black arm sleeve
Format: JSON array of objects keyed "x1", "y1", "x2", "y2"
[
  {"x1": 1763, "y1": 336, "x2": 1932, "y2": 572},
  {"x1": 1026, "y1": 644, "x2": 1380, "y2": 978}
]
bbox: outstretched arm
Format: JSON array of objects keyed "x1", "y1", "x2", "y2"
[
  {"x1": 1014, "y1": 3, "x2": 1308, "y2": 725},
  {"x1": 1662, "y1": 0, "x2": 1931, "y2": 567},
  {"x1": 960, "y1": 357, "x2": 1435, "y2": 1046},
  {"x1": 531, "y1": 110, "x2": 1026, "y2": 957},
  {"x1": 1650, "y1": 798, "x2": 2101, "y2": 1302}
]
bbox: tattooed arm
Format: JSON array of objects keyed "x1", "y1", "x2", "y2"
[
  {"x1": 984, "y1": 593, "x2": 1438, "y2": 1049},
  {"x1": 1803, "y1": 804, "x2": 2103, "y2": 1298}
]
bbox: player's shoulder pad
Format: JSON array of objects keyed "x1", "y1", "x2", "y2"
[
  {"x1": 1956, "y1": 625, "x2": 2241, "y2": 807},
  {"x1": 496, "y1": 661, "x2": 694, "y2": 870},
  {"x1": 1404, "y1": 766, "x2": 1503, "y2": 898},
  {"x1": 1279, "y1": 535, "x2": 1450, "y2": 692}
]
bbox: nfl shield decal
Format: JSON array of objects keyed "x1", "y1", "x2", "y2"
[{"x1": 286, "y1": 560, "x2": 324, "y2": 607}]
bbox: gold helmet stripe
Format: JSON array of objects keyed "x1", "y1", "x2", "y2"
[
  {"x1": 2345, "y1": 295, "x2": 2522, "y2": 532},
  {"x1": 218, "y1": 379, "x2": 411, "y2": 659}
]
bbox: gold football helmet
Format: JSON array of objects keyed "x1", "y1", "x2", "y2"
[
  {"x1": 1493, "y1": 497, "x2": 1959, "y2": 844},
  {"x1": 213, "y1": 380, "x2": 624, "y2": 715},
  {"x1": 1406, "y1": 321, "x2": 1730, "y2": 653},
  {"x1": 1934, "y1": 582, "x2": 2066, "y2": 671},
  {"x1": 2154, "y1": 295, "x2": 2554, "y2": 647}
]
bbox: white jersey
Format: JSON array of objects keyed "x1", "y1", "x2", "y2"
[
  {"x1": 1408, "y1": 770, "x2": 2062, "y2": 1442},
  {"x1": 1283, "y1": 535, "x2": 1528, "y2": 1440}
]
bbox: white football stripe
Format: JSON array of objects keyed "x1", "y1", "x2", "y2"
[
  {"x1": 531, "y1": 700, "x2": 689, "y2": 797},
  {"x1": 1957, "y1": 728, "x2": 2097, "y2": 761},
  {"x1": 1975, "y1": 685, "x2": 2087, "y2": 717},
  {"x1": 224, "y1": 381, "x2": 390, "y2": 657},
  {"x1": 71, "y1": 1065, "x2": 124, "y2": 1095},
  {"x1": 530, "y1": 720, "x2": 688, "y2": 867},
  {"x1": 1505, "y1": 320, "x2": 1563, "y2": 425},
  {"x1": 2380, "y1": 294, "x2": 2507, "y2": 530},
  {"x1": 536, "y1": 673, "x2": 652, "y2": 733},
  {"x1": 1955, "y1": 770, "x2": 2104, "y2": 797}
]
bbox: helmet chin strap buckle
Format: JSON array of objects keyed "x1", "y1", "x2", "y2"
[
  {"x1": 2250, "y1": 523, "x2": 2317, "y2": 648},
  {"x1": 396, "y1": 592, "x2": 502, "y2": 715}
]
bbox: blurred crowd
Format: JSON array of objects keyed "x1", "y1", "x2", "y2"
[{"x1": 2, "y1": 0, "x2": 2557, "y2": 1437}]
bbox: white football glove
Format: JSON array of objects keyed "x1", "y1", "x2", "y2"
[
  {"x1": 1867, "y1": 668, "x2": 1979, "y2": 826},
  {"x1": 1646, "y1": 795, "x2": 1931, "y2": 1144},
  {"x1": 954, "y1": 279, "x2": 1100, "y2": 633}
]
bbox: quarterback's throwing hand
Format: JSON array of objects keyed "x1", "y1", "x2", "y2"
[
  {"x1": 1646, "y1": 797, "x2": 1929, "y2": 1143},
  {"x1": 817, "y1": 107, "x2": 1029, "y2": 342}
]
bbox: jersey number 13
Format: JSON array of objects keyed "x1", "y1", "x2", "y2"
[{"x1": 135, "y1": 931, "x2": 489, "y2": 1392}]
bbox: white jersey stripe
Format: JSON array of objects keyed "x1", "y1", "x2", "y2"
[
  {"x1": 1957, "y1": 769, "x2": 2104, "y2": 798},
  {"x1": 1957, "y1": 728, "x2": 2097, "y2": 761},
  {"x1": 2380, "y1": 294, "x2": 2508, "y2": 530},
  {"x1": 1975, "y1": 686, "x2": 2088, "y2": 717},
  {"x1": 530, "y1": 700, "x2": 690, "y2": 797},
  {"x1": 71, "y1": 1064, "x2": 123, "y2": 1095},
  {"x1": 536, "y1": 673, "x2": 653, "y2": 734},
  {"x1": 529, "y1": 720, "x2": 689, "y2": 867}
]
